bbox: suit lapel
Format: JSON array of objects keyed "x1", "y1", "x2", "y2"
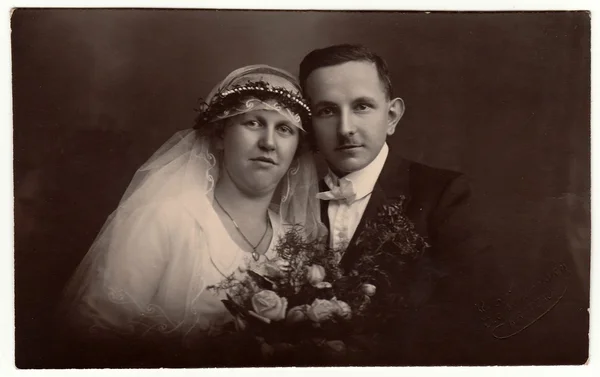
[
  {"x1": 339, "y1": 157, "x2": 413, "y2": 271},
  {"x1": 319, "y1": 179, "x2": 330, "y2": 230},
  {"x1": 340, "y1": 181, "x2": 388, "y2": 271}
]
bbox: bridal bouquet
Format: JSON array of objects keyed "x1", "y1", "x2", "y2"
[{"x1": 208, "y1": 198, "x2": 430, "y2": 365}]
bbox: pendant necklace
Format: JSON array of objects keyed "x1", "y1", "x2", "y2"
[{"x1": 214, "y1": 194, "x2": 271, "y2": 261}]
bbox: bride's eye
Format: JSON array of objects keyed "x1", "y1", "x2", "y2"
[
  {"x1": 244, "y1": 120, "x2": 262, "y2": 128},
  {"x1": 276, "y1": 124, "x2": 295, "y2": 135}
]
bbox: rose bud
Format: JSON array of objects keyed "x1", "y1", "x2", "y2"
[
  {"x1": 332, "y1": 299, "x2": 352, "y2": 320},
  {"x1": 264, "y1": 263, "x2": 284, "y2": 279},
  {"x1": 233, "y1": 315, "x2": 247, "y2": 331},
  {"x1": 263, "y1": 257, "x2": 291, "y2": 279},
  {"x1": 361, "y1": 283, "x2": 377, "y2": 297},
  {"x1": 272, "y1": 257, "x2": 291, "y2": 271},
  {"x1": 306, "y1": 299, "x2": 338, "y2": 323},
  {"x1": 306, "y1": 264, "x2": 326, "y2": 286},
  {"x1": 251, "y1": 290, "x2": 288, "y2": 321},
  {"x1": 324, "y1": 340, "x2": 347, "y2": 355},
  {"x1": 357, "y1": 296, "x2": 372, "y2": 316},
  {"x1": 260, "y1": 342, "x2": 275, "y2": 359},
  {"x1": 285, "y1": 305, "x2": 309, "y2": 325},
  {"x1": 273, "y1": 343, "x2": 294, "y2": 354},
  {"x1": 314, "y1": 281, "x2": 332, "y2": 289},
  {"x1": 322, "y1": 340, "x2": 347, "y2": 361},
  {"x1": 315, "y1": 282, "x2": 335, "y2": 300}
]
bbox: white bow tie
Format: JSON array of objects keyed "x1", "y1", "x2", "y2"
[{"x1": 316, "y1": 175, "x2": 356, "y2": 203}]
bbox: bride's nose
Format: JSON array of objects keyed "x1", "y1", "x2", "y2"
[{"x1": 258, "y1": 126, "x2": 276, "y2": 151}]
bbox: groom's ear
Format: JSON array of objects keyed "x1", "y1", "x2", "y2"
[{"x1": 386, "y1": 97, "x2": 405, "y2": 136}]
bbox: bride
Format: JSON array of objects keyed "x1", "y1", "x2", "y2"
[{"x1": 61, "y1": 65, "x2": 325, "y2": 351}]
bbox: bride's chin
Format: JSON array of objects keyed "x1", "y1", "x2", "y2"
[
  {"x1": 240, "y1": 177, "x2": 281, "y2": 197},
  {"x1": 247, "y1": 182, "x2": 279, "y2": 196},
  {"x1": 223, "y1": 167, "x2": 284, "y2": 197}
]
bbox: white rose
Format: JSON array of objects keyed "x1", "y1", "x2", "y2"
[
  {"x1": 285, "y1": 305, "x2": 310, "y2": 324},
  {"x1": 306, "y1": 264, "x2": 326, "y2": 286},
  {"x1": 251, "y1": 290, "x2": 288, "y2": 322},
  {"x1": 306, "y1": 299, "x2": 338, "y2": 323},
  {"x1": 361, "y1": 283, "x2": 377, "y2": 297},
  {"x1": 332, "y1": 299, "x2": 352, "y2": 320}
]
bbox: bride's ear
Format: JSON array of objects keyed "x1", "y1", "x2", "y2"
[
  {"x1": 294, "y1": 131, "x2": 310, "y2": 159},
  {"x1": 288, "y1": 155, "x2": 301, "y2": 173},
  {"x1": 214, "y1": 121, "x2": 226, "y2": 150}
]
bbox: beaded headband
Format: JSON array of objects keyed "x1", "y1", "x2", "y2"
[{"x1": 194, "y1": 80, "x2": 311, "y2": 131}]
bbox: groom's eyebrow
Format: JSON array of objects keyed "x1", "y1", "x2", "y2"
[
  {"x1": 312, "y1": 100, "x2": 338, "y2": 108},
  {"x1": 354, "y1": 96, "x2": 377, "y2": 103}
]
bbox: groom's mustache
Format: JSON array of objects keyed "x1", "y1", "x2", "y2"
[{"x1": 335, "y1": 136, "x2": 362, "y2": 150}]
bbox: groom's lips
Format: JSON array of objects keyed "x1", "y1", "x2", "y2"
[{"x1": 336, "y1": 144, "x2": 362, "y2": 151}]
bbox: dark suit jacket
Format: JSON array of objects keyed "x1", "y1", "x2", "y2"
[{"x1": 320, "y1": 156, "x2": 503, "y2": 365}]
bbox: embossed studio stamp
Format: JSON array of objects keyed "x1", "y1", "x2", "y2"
[{"x1": 476, "y1": 262, "x2": 570, "y2": 339}]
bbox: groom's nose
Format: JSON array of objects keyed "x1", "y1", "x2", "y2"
[{"x1": 338, "y1": 109, "x2": 357, "y2": 137}]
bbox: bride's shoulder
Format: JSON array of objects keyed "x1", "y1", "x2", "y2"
[
  {"x1": 127, "y1": 196, "x2": 196, "y2": 225},
  {"x1": 140, "y1": 197, "x2": 185, "y2": 215}
]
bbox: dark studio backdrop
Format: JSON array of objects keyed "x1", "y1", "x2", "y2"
[{"x1": 12, "y1": 9, "x2": 590, "y2": 367}]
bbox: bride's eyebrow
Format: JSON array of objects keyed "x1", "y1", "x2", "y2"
[
  {"x1": 239, "y1": 113, "x2": 260, "y2": 121},
  {"x1": 249, "y1": 111, "x2": 285, "y2": 122},
  {"x1": 240, "y1": 113, "x2": 269, "y2": 126}
]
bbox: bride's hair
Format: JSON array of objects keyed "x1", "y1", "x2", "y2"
[{"x1": 194, "y1": 118, "x2": 225, "y2": 143}]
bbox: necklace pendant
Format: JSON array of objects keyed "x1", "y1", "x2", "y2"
[{"x1": 252, "y1": 251, "x2": 260, "y2": 261}]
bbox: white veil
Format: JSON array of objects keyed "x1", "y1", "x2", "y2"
[{"x1": 61, "y1": 65, "x2": 325, "y2": 342}]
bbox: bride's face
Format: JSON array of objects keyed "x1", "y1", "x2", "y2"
[{"x1": 219, "y1": 109, "x2": 301, "y2": 195}]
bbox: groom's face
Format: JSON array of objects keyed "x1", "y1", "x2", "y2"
[{"x1": 305, "y1": 61, "x2": 397, "y2": 176}]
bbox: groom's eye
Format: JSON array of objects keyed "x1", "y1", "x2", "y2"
[
  {"x1": 355, "y1": 103, "x2": 373, "y2": 112},
  {"x1": 315, "y1": 107, "x2": 336, "y2": 117}
]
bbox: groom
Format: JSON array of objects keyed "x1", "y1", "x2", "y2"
[{"x1": 299, "y1": 44, "x2": 496, "y2": 364}]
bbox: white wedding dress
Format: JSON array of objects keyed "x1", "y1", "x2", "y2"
[{"x1": 62, "y1": 130, "x2": 323, "y2": 346}]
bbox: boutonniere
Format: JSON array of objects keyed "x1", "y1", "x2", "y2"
[{"x1": 353, "y1": 196, "x2": 430, "y2": 276}]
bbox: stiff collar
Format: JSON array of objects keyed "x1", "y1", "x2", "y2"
[{"x1": 323, "y1": 143, "x2": 389, "y2": 203}]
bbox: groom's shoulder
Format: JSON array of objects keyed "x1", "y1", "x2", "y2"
[
  {"x1": 387, "y1": 157, "x2": 464, "y2": 188},
  {"x1": 384, "y1": 157, "x2": 471, "y2": 214}
]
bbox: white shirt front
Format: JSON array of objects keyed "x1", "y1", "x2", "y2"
[{"x1": 322, "y1": 143, "x2": 389, "y2": 251}]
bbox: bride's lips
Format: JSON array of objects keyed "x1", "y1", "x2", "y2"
[{"x1": 251, "y1": 156, "x2": 277, "y2": 165}]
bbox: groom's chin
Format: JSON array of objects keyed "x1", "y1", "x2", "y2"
[{"x1": 327, "y1": 157, "x2": 370, "y2": 176}]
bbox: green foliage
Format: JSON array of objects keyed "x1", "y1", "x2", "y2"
[{"x1": 207, "y1": 197, "x2": 430, "y2": 364}]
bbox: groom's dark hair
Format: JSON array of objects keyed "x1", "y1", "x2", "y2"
[{"x1": 299, "y1": 44, "x2": 394, "y2": 99}]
